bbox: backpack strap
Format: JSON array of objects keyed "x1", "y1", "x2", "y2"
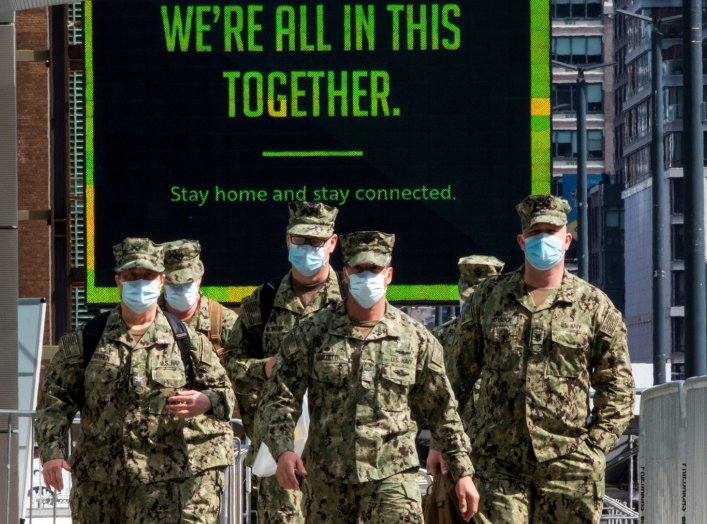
[
  {"x1": 163, "y1": 310, "x2": 196, "y2": 386},
  {"x1": 83, "y1": 311, "x2": 111, "y2": 366},
  {"x1": 207, "y1": 299, "x2": 224, "y2": 357},
  {"x1": 336, "y1": 270, "x2": 347, "y2": 300},
  {"x1": 258, "y1": 276, "x2": 282, "y2": 326}
]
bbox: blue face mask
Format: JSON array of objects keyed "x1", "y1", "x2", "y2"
[
  {"x1": 164, "y1": 281, "x2": 200, "y2": 312},
  {"x1": 348, "y1": 271, "x2": 387, "y2": 309},
  {"x1": 288, "y1": 244, "x2": 327, "y2": 277},
  {"x1": 121, "y1": 278, "x2": 161, "y2": 313},
  {"x1": 524, "y1": 233, "x2": 565, "y2": 271}
]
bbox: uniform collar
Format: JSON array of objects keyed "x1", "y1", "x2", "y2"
[
  {"x1": 104, "y1": 306, "x2": 176, "y2": 347},
  {"x1": 509, "y1": 267, "x2": 580, "y2": 307},
  {"x1": 274, "y1": 268, "x2": 343, "y2": 313},
  {"x1": 327, "y1": 301, "x2": 404, "y2": 340}
]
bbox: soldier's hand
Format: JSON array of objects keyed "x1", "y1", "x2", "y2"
[
  {"x1": 456, "y1": 475, "x2": 480, "y2": 521},
  {"x1": 42, "y1": 459, "x2": 71, "y2": 491},
  {"x1": 426, "y1": 448, "x2": 448, "y2": 475},
  {"x1": 276, "y1": 451, "x2": 307, "y2": 491},
  {"x1": 167, "y1": 390, "x2": 212, "y2": 418},
  {"x1": 265, "y1": 356, "x2": 278, "y2": 378}
]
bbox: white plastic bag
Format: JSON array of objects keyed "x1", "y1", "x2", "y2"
[{"x1": 251, "y1": 392, "x2": 309, "y2": 477}]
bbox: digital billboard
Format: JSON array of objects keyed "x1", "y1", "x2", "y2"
[{"x1": 84, "y1": 0, "x2": 550, "y2": 303}]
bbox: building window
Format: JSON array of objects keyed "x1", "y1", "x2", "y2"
[
  {"x1": 672, "y1": 270, "x2": 685, "y2": 307},
  {"x1": 671, "y1": 316, "x2": 685, "y2": 355},
  {"x1": 552, "y1": 83, "x2": 603, "y2": 113},
  {"x1": 671, "y1": 177, "x2": 684, "y2": 215},
  {"x1": 665, "y1": 132, "x2": 684, "y2": 169},
  {"x1": 551, "y1": 0, "x2": 602, "y2": 19},
  {"x1": 626, "y1": 146, "x2": 650, "y2": 186},
  {"x1": 672, "y1": 224, "x2": 684, "y2": 261},
  {"x1": 624, "y1": 100, "x2": 652, "y2": 144},
  {"x1": 627, "y1": 53, "x2": 651, "y2": 98},
  {"x1": 552, "y1": 37, "x2": 603, "y2": 65},
  {"x1": 552, "y1": 130, "x2": 604, "y2": 160}
]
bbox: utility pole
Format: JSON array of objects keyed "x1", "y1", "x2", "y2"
[
  {"x1": 683, "y1": 0, "x2": 706, "y2": 378},
  {"x1": 651, "y1": 24, "x2": 668, "y2": 385},
  {"x1": 616, "y1": 9, "x2": 683, "y2": 384},
  {"x1": 577, "y1": 70, "x2": 589, "y2": 281}
]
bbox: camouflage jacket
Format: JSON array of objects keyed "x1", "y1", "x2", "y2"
[
  {"x1": 259, "y1": 301, "x2": 474, "y2": 484},
  {"x1": 36, "y1": 307, "x2": 235, "y2": 485},
  {"x1": 453, "y1": 268, "x2": 634, "y2": 464},
  {"x1": 157, "y1": 294, "x2": 238, "y2": 357},
  {"x1": 223, "y1": 269, "x2": 343, "y2": 434},
  {"x1": 432, "y1": 317, "x2": 460, "y2": 387},
  {"x1": 431, "y1": 317, "x2": 475, "y2": 430}
]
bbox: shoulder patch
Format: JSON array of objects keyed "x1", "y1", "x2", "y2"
[
  {"x1": 60, "y1": 332, "x2": 82, "y2": 359},
  {"x1": 600, "y1": 309, "x2": 622, "y2": 337}
]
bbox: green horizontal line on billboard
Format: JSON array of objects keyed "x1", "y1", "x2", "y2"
[{"x1": 262, "y1": 150, "x2": 364, "y2": 158}]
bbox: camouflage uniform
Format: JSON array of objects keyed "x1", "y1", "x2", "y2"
[
  {"x1": 223, "y1": 202, "x2": 342, "y2": 523},
  {"x1": 432, "y1": 255, "x2": 504, "y2": 390},
  {"x1": 160, "y1": 239, "x2": 239, "y2": 518},
  {"x1": 36, "y1": 238, "x2": 235, "y2": 524},
  {"x1": 259, "y1": 231, "x2": 474, "y2": 524},
  {"x1": 452, "y1": 196, "x2": 635, "y2": 524},
  {"x1": 160, "y1": 239, "x2": 238, "y2": 358}
]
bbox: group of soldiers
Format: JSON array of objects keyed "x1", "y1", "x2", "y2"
[{"x1": 36, "y1": 194, "x2": 635, "y2": 524}]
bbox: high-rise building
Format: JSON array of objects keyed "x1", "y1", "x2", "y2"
[
  {"x1": 551, "y1": 0, "x2": 616, "y2": 220},
  {"x1": 613, "y1": 1, "x2": 697, "y2": 380}
]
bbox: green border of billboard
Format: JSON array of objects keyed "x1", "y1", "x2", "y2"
[{"x1": 84, "y1": 1, "x2": 551, "y2": 304}]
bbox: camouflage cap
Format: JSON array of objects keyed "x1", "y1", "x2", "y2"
[
  {"x1": 458, "y1": 255, "x2": 505, "y2": 300},
  {"x1": 162, "y1": 239, "x2": 205, "y2": 284},
  {"x1": 287, "y1": 201, "x2": 338, "y2": 238},
  {"x1": 341, "y1": 231, "x2": 395, "y2": 267},
  {"x1": 113, "y1": 237, "x2": 165, "y2": 273},
  {"x1": 516, "y1": 194, "x2": 571, "y2": 230}
]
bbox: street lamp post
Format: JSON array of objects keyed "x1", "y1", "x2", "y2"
[
  {"x1": 615, "y1": 9, "x2": 682, "y2": 385},
  {"x1": 552, "y1": 60, "x2": 613, "y2": 282},
  {"x1": 683, "y1": 0, "x2": 706, "y2": 378}
]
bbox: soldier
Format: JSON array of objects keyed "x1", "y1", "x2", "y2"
[
  {"x1": 36, "y1": 238, "x2": 236, "y2": 523},
  {"x1": 160, "y1": 239, "x2": 238, "y2": 359},
  {"x1": 427, "y1": 255, "x2": 504, "y2": 475},
  {"x1": 259, "y1": 231, "x2": 479, "y2": 523},
  {"x1": 432, "y1": 255, "x2": 505, "y2": 387},
  {"x1": 223, "y1": 201, "x2": 343, "y2": 523},
  {"x1": 442, "y1": 195, "x2": 635, "y2": 523}
]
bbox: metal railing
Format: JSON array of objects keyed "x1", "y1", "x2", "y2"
[{"x1": 1, "y1": 410, "x2": 252, "y2": 524}]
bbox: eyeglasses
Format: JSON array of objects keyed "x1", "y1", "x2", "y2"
[{"x1": 289, "y1": 235, "x2": 331, "y2": 248}]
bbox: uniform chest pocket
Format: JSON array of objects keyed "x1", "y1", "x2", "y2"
[
  {"x1": 546, "y1": 330, "x2": 590, "y2": 378},
  {"x1": 485, "y1": 324, "x2": 523, "y2": 371},
  {"x1": 152, "y1": 367, "x2": 187, "y2": 388},
  {"x1": 313, "y1": 356, "x2": 350, "y2": 385},
  {"x1": 149, "y1": 367, "x2": 187, "y2": 414},
  {"x1": 85, "y1": 361, "x2": 121, "y2": 384},
  {"x1": 378, "y1": 363, "x2": 416, "y2": 412}
]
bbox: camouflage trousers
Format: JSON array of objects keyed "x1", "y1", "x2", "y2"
[
  {"x1": 69, "y1": 468, "x2": 225, "y2": 523},
  {"x1": 302, "y1": 469, "x2": 423, "y2": 524},
  {"x1": 257, "y1": 474, "x2": 304, "y2": 524},
  {"x1": 472, "y1": 439, "x2": 606, "y2": 524}
]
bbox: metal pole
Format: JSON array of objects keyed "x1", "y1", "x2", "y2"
[
  {"x1": 577, "y1": 70, "x2": 589, "y2": 281},
  {"x1": 652, "y1": 26, "x2": 668, "y2": 385},
  {"x1": 683, "y1": 0, "x2": 706, "y2": 378}
]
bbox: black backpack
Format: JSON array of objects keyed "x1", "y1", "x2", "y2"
[
  {"x1": 82, "y1": 310, "x2": 195, "y2": 385},
  {"x1": 258, "y1": 271, "x2": 347, "y2": 324}
]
